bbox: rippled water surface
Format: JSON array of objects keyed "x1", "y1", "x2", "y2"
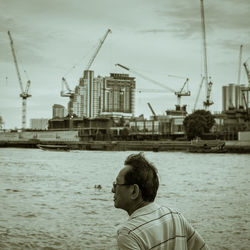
[{"x1": 0, "y1": 148, "x2": 249, "y2": 249}]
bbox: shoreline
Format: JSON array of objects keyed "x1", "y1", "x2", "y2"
[{"x1": 1, "y1": 140, "x2": 250, "y2": 153}]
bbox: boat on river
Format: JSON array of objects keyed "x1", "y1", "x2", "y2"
[
  {"x1": 188, "y1": 140, "x2": 227, "y2": 153},
  {"x1": 37, "y1": 144, "x2": 70, "y2": 151}
]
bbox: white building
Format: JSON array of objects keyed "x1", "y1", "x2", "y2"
[
  {"x1": 222, "y1": 83, "x2": 249, "y2": 111},
  {"x1": 52, "y1": 104, "x2": 65, "y2": 118},
  {"x1": 30, "y1": 118, "x2": 49, "y2": 130}
]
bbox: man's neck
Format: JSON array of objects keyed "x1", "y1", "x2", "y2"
[{"x1": 127, "y1": 200, "x2": 151, "y2": 216}]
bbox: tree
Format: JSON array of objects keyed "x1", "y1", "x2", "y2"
[{"x1": 183, "y1": 110, "x2": 215, "y2": 140}]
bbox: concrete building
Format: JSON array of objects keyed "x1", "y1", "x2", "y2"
[
  {"x1": 101, "y1": 73, "x2": 135, "y2": 117},
  {"x1": 52, "y1": 104, "x2": 65, "y2": 118},
  {"x1": 222, "y1": 83, "x2": 246, "y2": 111},
  {"x1": 68, "y1": 72, "x2": 136, "y2": 119},
  {"x1": 68, "y1": 70, "x2": 102, "y2": 118},
  {"x1": 30, "y1": 118, "x2": 49, "y2": 130}
]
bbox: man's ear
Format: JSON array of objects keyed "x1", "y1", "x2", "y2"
[{"x1": 130, "y1": 184, "x2": 140, "y2": 200}]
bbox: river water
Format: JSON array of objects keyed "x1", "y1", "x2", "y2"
[{"x1": 0, "y1": 148, "x2": 249, "y2": 250}]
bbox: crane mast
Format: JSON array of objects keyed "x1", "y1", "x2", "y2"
[
  {"x1": 243, "y1": 62, "x2": 250, "y2": 86},
  {"x1": 86, "y1": 29, "x2": 111, "y2": 70},
  {"x1": 237, "y1": 45, "x2": 243, "y2": 85},
  {"x1": 61, "y1": 77, "x2": 74, "y2": 116},
  {"x1": 200, "y1": 0, "x2": 213, "y2": 109},
  {"x1": 8, "y1": 31, "x2": 31, "y2": 130}
]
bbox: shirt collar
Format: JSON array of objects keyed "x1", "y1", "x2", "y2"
[{"x1": 129, "y1": 202, "x2": 159, "y2": 220}]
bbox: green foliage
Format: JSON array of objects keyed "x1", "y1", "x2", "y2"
[{"x1": 183, "y1": 110, "x2": 215, "y2": 140}]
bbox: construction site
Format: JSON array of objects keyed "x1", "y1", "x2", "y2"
[{"x1": 1, "y1": 0, "x2": 250, "y2": 148}]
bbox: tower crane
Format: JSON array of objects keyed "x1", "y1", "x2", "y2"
[
  {"x1": 115, "y1": 63, "x2": 190, "y2": 108},
  {"x1": 85, "y1": 29, "x2": 111, "y2": 71},
  {"x1": 8, "y1": 31, "x2": 31, "y2": 130},
  {"x1": 147, "y1": 102, "x2": 157, "y2": 119},
  {"x1": 193, "y1": 76, "x2": 205, "y2": 111},
  {"x1": 174, "y1": 78, "x2": 190, "y2": 106},
  {"x1": 241, "y1": 58, "x2": 250, "y2": 119},
  {"x1": 237, "y1": 45, "x2": 243, "y2": 85},
  {"x1": 61, "y1": 77, "x2": 74, "y2": 116},
  {"x1": 243, "y1": 60, "x2": 250, "y2": 86},
  {"x1": 60, "y1": 29, "x2": 111, "y2": 115},
  {"x1": 200, "y1": 0, "x2": 213, "y2": 109}
]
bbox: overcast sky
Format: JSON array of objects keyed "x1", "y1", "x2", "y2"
[{"x1": 0, "y1": 0, "x2": 249, "y2": 129}]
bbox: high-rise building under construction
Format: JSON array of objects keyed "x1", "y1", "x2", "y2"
[
  {"x1": 101, "y1": 73, "x2": 135, "y2": 116},
  {"x1": 68, "y1": 71, "x2": 135, "y2": 118}
]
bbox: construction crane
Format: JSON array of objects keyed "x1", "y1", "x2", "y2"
[
  {"x1": 8, "y1": 31, "x2": 31, "y2": 130},
  {"x1": 242, "y1": 58, "x2": 250, "y2": 119},
  {"x1": 147, "y1": 102, "x2": 157, "y2": 119},
  {"x1": 136, "y1": 88, "x2": 172, "y2": 94},
  {"x1": 86, "y1": 28, "x2": 111, "y2": 71},
  {"x1": 115, "y1": 63, "x2": 190, "y2": 107},
  {"x1": 243, "y1": 61, "x2": 250, "y2": 86},
  {"x1": 193, "y1": 76, "x2": 205, "y2": 111},
  {"x1": 60, "y1": 29, "x2": 111, "y2": 115},
  {"x1": 200, "y1": 0, "x2": 213, "y2": 109},
  {"x1": 174, "y1": 78, "x2": 190, "y2": 106},
  {"x1": 237, "y1": 45, "x2": 243, "y2": 85},
  {"x1": 61, "y1": 77, "x2": 74, "y2": 116}
]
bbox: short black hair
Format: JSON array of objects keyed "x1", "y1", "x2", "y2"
[{"x1": 124, "y1": 153, "x2": 159, "y2": 202}]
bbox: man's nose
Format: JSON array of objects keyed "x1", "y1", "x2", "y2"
[{"x1": 111, "y1": 186, "x2": 115, "y2": 193}]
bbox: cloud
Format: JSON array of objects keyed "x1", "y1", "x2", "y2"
[{"x1": 154, "y1": 0, "x2": 250, "y2": 42}]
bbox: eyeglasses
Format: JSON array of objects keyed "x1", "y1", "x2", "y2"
[{"x1": 113, "y1": 181, "x2": 131, "y2": 189}]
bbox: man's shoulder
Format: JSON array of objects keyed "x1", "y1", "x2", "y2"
[{"x1": 118, "y1": 204, "x2": 181, "y2": 234}]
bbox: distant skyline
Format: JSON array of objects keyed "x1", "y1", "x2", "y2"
[{"x1": 0, "y1": 0, "x2": 249, "y2": 129}]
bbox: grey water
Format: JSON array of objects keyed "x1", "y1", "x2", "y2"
[{"x1": 0, "y1": 148, "x2": 249, "y2": 250}]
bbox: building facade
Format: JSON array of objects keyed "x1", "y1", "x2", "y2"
[
  {"x1": 67, "y1": 72, "x2": 136, "y2": 119},
  {"x1": 101, "y1": 73, "x2": 135, "y2": 117},
  {"x1": 30, "y1": 118, "x2": 49, "y2": 130},
  {"x1": 68, "y1": 70, "x2": 102, "y2": 118},
  {"x1": 52, "y1": 104, "x2": 65, "y2": 118},
  {"x1": 222, "y1": 83, "x2": 246, "y2": 111}
]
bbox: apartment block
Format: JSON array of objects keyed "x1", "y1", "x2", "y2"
[{"x1": 101, "y1": 73, "x2": 136, "y2": 116}]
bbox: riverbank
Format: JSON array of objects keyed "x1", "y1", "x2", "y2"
[{"x1": 1, "y1": 140, "x2": 250, "y2": 153}]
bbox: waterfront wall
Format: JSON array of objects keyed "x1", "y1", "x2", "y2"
[
  {"x1": 0, "y1": 131, "x2": 80, "y2": 142},
  {"x1": 238, "y1": 131, "x2": 250, "y2": 141},
  {"x1": 0, "y1": 131, "x2": 250, "y2": 153}
]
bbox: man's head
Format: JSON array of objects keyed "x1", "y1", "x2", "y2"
[{"x1": 112, "y1": 153, "x2": 159, "y2": 214}]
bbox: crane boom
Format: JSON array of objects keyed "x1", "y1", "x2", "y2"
[
  {"x1": 115, "y1": 63, "x2": 175, "y2": 92},
  {"x1": 243, "y1": 62, "x2": 250, "y2": 86},
  {"x1": 62, "y1": 77, "x2": 73, "y2": 93},
  {"x1": 194, "y1": 76, "x2": 205, "y2": 111},
  {"x1": 116, "y1": 63, "x2": 191, "y2": 108},
  {"x1": 200, "y1": 0, "x2": 213, "y2": 109},
  {"x1": 147, "y1": 102, "x2": 156, "y2": 117},
  {"x1": 8, "y1": 31, "x2": 31, "y2": 130},
  {"x1": 8, "y1": 31, "x2": 24, "y2": 93},
  {"x1": 86, "y1": 29, "x2": 111, "y2": 70}
]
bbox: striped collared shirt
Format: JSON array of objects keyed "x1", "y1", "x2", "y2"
[{"x1": 117, "y1": 203, "x2": 209, "y2": 250}]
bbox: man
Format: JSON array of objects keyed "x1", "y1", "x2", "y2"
[{"x1": 112, "y1": 153, "x2": 209, "y2": 250}]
